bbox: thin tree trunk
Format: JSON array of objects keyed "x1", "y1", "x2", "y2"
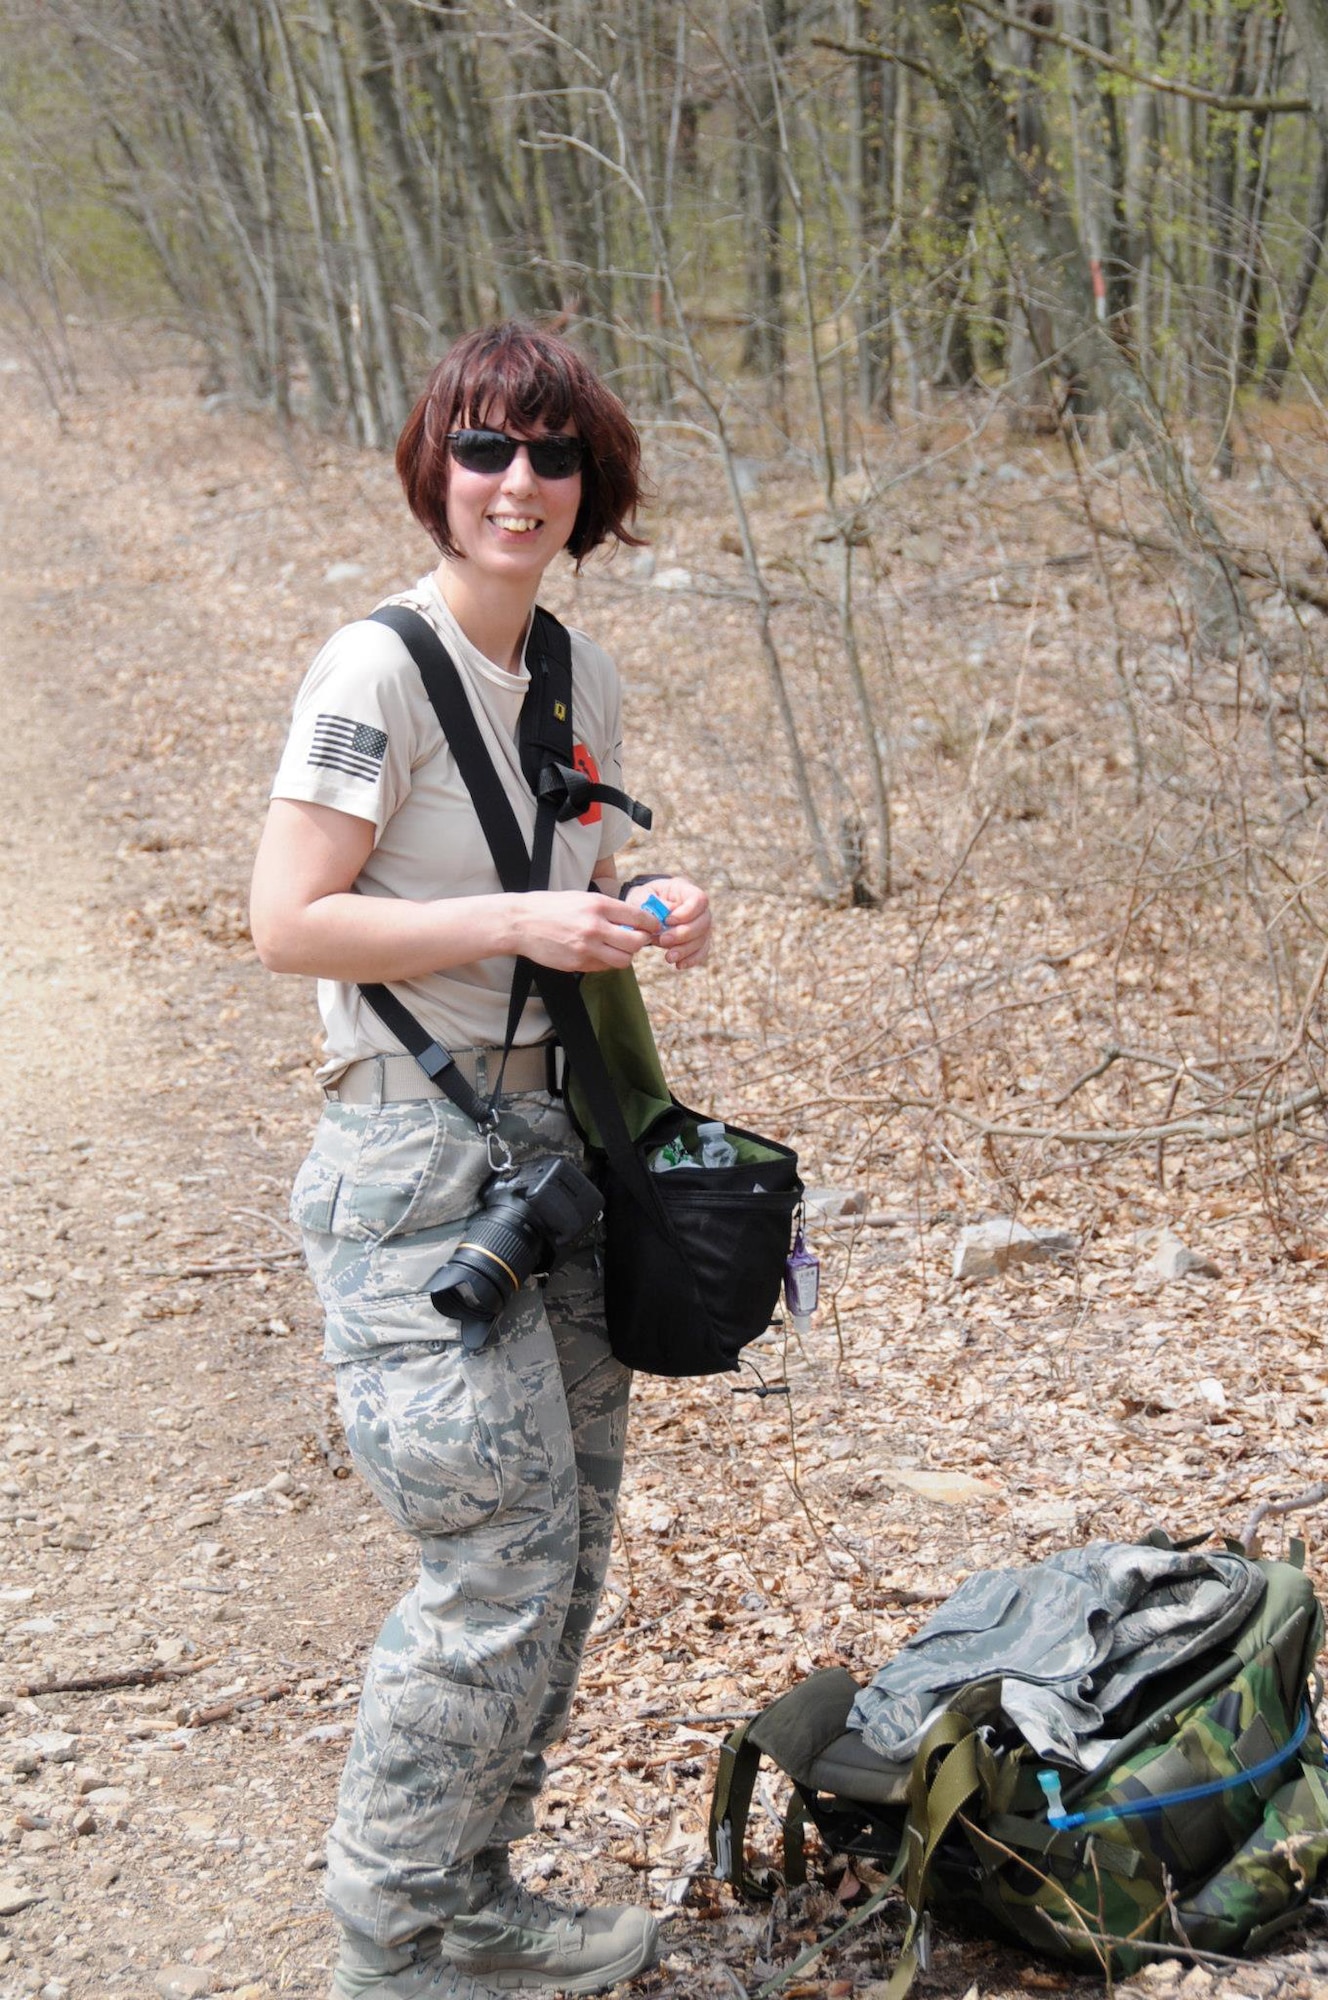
[
  {"x1": 847, "y1": 0, "x2": 895, "y2": 416},
  {"x1": 221, "y1": 4, "x2": 290, "y2": 416},
  {"x1": 1208, "y1": 2, "x2": 1248, "y2": 389},
  {"x1": 423, "y1": 26, "x2": 547, "y2": 322},
  {"x1": 526, "y1": 25, "x2": 613, "y2": 356},
  {"x1": 309, "y1": 0, "x2": 407, "y2": 442},
  {"x1": 266, "y1": 0, "x2": 353, "y2": 426},
  {"x1": 1003, "y1": 7, "x2": 1059, "y2": 430},
  {"x1": 348, "y1": 0, "x2": 452, "y2": 350},
  {"x1": 1065, "y1": 0, "x2": 1131, "y2": 325},
  {"x1": 913, "y1": 0, "x2": 1249, "y2": 656},
  {"x1": 931, "y1": 133, "x2": 977, "y2": 387},
  {"x1": 1262, "y1": 135, "x2": 1328, "y2": 394},
  {"x1": 767, "y1": 30, "x2": 893, "y2": 894},
  {"x1": 738, "y1": 0, "x2": 786, "y2": 384},
  {"x1": 1275, "y1": 0, "x2": 1328, "y2": 392},
  {"x1": 1125, "y1": 0, "x2": 1161, "y2": 370},
  {"x1": 1232, "y1": 12, "x2": 1283, "y2": 389}
]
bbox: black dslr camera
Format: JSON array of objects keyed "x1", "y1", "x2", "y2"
[{"x1": 429, "y1": 1156, "x2": 604, "y2": 1349}]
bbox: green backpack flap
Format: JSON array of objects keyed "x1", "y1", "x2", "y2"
[{"x1": 709, "y1": 1552, "x2": 1328, "y2": 1996}]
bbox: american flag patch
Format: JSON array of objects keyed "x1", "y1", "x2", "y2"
[{"x1": 308, "y1": 714, "x2": 388, "y2": 782}]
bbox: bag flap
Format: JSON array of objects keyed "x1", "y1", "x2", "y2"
[
  {"x1": 566, "y1": 967, "x2": 673, "y2": 1149},
  {"x1": 746, "y1": 1668, "x2": 910, "y2": 1805}
]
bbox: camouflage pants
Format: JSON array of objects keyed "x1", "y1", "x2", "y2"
[{"x1": 291, "y1": 1082, "x2": 631, "y2": 1946}]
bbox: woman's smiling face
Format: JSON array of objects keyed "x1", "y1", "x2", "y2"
[{"x1": 443, "y1": 409, "x2": 583, "y2": 584}]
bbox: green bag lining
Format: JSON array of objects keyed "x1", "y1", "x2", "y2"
[
  {"x1": 566, "y1": 969, "x2": 789, "y2": 1168},
  {"x1": 651, "y1": 1121, "x2": 787, "y2": 1169},
  {"x1": 565, "y1": 967, "x2": 672, "y2": 1150}
]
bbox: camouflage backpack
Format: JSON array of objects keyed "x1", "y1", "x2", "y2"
[{"x1": 708, "y1": 1544, "x2": 1328, "y2": 1996}]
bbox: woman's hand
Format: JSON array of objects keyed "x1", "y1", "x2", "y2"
[
  {"x1": 512, "y1": 890, "x2": 660, "y2": 973},
  {"x1": 622, "y1": 876, "x2": 712, "y2": 969}
]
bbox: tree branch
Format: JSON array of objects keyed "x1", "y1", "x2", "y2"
[
  {"x1": 15, "y1": 1655, "x2": 221, "y2": 1697},
  {"x1": 895, "y1": 1081, "x2": 1328, "y2": 1147},
  {"x1": 809, "y1": 36, "x2": 948, "y2": 88},
  {"x1": 1239, "y1": 1484, "x2": 1328, "y2": 1556},
  {"x1": 958, "y1": 1, "x2": 1311, "y2": 115}
]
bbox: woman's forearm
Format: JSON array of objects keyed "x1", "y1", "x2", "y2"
[
  {"x1": 251, "y1": 888, "x2": 522, "y2": 980},
  {"x1": 250, "y1": 803, "x2": 660, "y2": 980}
]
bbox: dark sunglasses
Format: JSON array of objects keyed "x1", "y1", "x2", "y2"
[{"x1": 447, "y1": 429, "x2": 584, "y2": 480}]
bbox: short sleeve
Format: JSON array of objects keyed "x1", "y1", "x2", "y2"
[{"x1": 270, "y1": 621, "x2": 428, "y2": 834}]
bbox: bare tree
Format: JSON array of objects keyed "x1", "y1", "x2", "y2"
[{"x1": 912, "y1": 0, "x2": 1249, "y2": 656}]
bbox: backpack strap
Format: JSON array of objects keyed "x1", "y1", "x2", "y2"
[
  {"x1": 361, "y1": 603, "x2": 544, "y2": 1120},
  {"x1": 519, "y1": 607, "x2": 572, "y2": 782},
  {"x1": 360, "y1": 608, "x2": 676, "y2": 1246},
  {"x1": 709, "y1": 1719, "x2": 768, "y2": 1899},
  {"x1": 372, "y1": 604, "x2": 535, "y2": 886},
  {"x1": 356, "y1": 981, "x2": 494, "y2": 1127},
  {"x1": 520, "y1": 606, "x2": 651, "y2": 827},
  {"x1": 751, "y1": 1711, "x2": 986, "y2": 2000},
  {"x1": 537, "y1": 758, "x2": 652, "y2": 827}
]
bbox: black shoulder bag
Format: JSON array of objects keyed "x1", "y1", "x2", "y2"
[{"x1": 358, "y1": 603, "x2": 802, "y2": 1378}]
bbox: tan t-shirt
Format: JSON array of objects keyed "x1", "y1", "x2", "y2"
[{"x1": 270, "y1": 575, "x2": 631, "y2": 1077}]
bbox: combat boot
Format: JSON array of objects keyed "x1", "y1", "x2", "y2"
[
  {"x1": 434, "y1": 1848, "x2": 659, "y2": 1994},
  {"x1": 329, "y1": 1927, "x2": 498, "y2": 2000}
]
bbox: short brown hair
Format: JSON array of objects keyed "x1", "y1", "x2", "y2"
[{"x1": 395, "y1": 322, "x2": 646, "y2": 564}]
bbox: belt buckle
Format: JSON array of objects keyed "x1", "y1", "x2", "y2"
[
  {"x1": 547, "y1": 1043, "x2": 566, "y2": 1096},
  {"x1": 472, "y1": 1049, "x2": 489, "y2": 1097}
]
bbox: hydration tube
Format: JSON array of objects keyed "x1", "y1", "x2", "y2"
[{"x1": 1038, "y1": 1699, "x2": 1314, "y2": 1832}]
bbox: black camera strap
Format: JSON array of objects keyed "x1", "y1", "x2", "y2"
[{"x1": 362, "y1": 605, "x2": 671, "y2": 1238}]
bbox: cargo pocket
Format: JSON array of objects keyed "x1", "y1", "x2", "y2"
[
  {"x1": 336, "y1": 1345, "x2": 539, "y2": 1538},
  {"x1": 342, "y1": 1102, "x2": 489, "y2": 1245},
  {"x1": 290, "y1": 1152, "x2": 343, "y2": 1236},
  {"x1": 347, "y1": 1667, "x2": 518, "y2": 1868}
]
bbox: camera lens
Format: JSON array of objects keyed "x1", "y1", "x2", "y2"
[
  {"x1": 426, "y1": 1158, "x2": 602, "y2": 1342},
  {"x1": 430, "y1": 1194, "x2": 546, "y2": 1321}
]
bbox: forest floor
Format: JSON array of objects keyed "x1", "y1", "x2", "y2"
[{"x1": 2, "y1": 331, "x2": 1328, "y2": 2000}]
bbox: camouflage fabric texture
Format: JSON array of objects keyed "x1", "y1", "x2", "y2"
[
  {"x1": 713, "y1": 1551, "x2": 1328, "y2": 1989},
  {"x1": 962, "y1": 1571, "x2": 1328, "y2": 1971},
  {"x1": 292, "y1": 1082, "x2": 631, "y2": 1946}
]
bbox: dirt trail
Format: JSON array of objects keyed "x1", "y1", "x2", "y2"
[{"x1": 0, "y1": 352, "x2": 375, "y2": 1999}]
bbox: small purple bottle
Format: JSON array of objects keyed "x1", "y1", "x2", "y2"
[{"x1": 784, "y1": 1221, "x2": 820, "y2": 1334}]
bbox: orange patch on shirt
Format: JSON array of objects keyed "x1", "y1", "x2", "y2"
[{"x1": 572, "y1": 742, "x2": 601, "y2": 824}]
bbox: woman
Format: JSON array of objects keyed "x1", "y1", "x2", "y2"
[{"x1": 251, "y1": 322, "x2": 711, "y2": 2000}]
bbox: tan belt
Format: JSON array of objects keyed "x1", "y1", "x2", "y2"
[{"x1": 325, "y1": 1044, "x2": 561, "y2": 1106}]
